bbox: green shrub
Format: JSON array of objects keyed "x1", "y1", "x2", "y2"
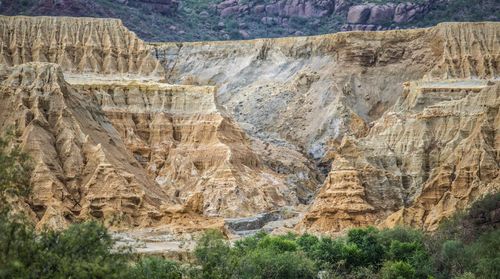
[
  {"x1": 193, "y1": 229, "x2": 234, "y2": 279},
  {"x1": 130, "y1": 257, "x2": 182, "y2": 279},
  {"x1": 380, "y1": 261, "x2": 416, "y2": 279},
  {"x1": 237, "y1": 249, "x2": 316, "y2": 279}
]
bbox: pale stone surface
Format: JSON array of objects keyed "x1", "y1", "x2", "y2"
[
  {"x1": 299, "y1": 80, "x2": 500, "y2": 233},
  {"x1": 0, "y1": 15, "x2": 498, "y2": 239},
  {"x1": 0, "y1": 62, "x2": 170, "y2": 230},
  {"x1": 0, "y1": 16, "x2": 163, "y2": 77}
]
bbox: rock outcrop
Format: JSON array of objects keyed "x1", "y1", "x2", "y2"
[
  {"x1": 0, "y1": 16, "x2": 311, "y2": 230},
  {"x1": 152, "y1": 22, "x2": 498, "y2": 160},
  {"x1": 0, "y1": 16, "x2": 163, "y2": 77},
  {"x1": 0, "y1": 62, "x2": 170, "y2": 230},
  {"x1": 301, "y1": 80, "x2": 500, "y2": 233},
  {"x1": 0, "y1": 15, "x2": 498, "y2": 237},
  {"x1": 153, "y1": 22, "x2": 500, "y2": 233},
  {"x1": 73, "y1": 81, "x2": 300, "y2": 217}
]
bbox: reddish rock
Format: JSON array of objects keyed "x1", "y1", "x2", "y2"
[
  {"x1": 347, "y1": 5, "x2": 372, "y2": 24},
  {"x1": 221, "y1": 6, "x2": 239, "y2": 17},
  {"x1": 367, "y1": 4, "x2": 395, "y2": 24}
]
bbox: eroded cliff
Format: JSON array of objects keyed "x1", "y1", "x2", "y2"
[
  {"x1": 0, "y1": 15, "x2": 498, "y2": 237},
  {"x1": 299, "y1": 80, "x2": 500, "y2": 233},
  {"x1": 0, "y1": 62, "x2": 170, "y2": 230},
  {"x1": 153, "y1": 22, "x2": 500, "y2": 234},
  {"x1": 73, "y1": 81, "x2": 301, "y2": 217},
  {"x1": 0, "y1": 16, "x2": 163, "y2": 77}
]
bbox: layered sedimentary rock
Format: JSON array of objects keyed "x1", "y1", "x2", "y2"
[
  {"x1": 152, "y1": 22, "x2": 498, "y2": 159},
  {"x1": 0, "y1": 62, "x2": 170, "y2": 230},
  {"x1": 154, "y1": 22, "x2": 499, "y2": 233},
  {"x1": 0, "y1": 16, "x2": 163, "y2": 77},
  {"x1": 0, "y1": 16, "x2": 311, "y2": 230},
  {"x1": 0, "y1": 15, "x2": 498, "y2": 236},
  {"x1": 73, "y1": 81, "x2": 300, "y2": 217},
  {"x1": 300, "y1": 80, "x2": 500, "y2": 233}
]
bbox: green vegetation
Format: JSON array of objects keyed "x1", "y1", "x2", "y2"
[
  {"x1": 0, "y1": 0, "x2": 497, "y2": 41},
  {"x1": 0, "y1": 134, "x2": 498, "y2": 278}
]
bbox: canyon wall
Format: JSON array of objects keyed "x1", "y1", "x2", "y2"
[
  {"x1": 152, "y1": 22, "x2": 498, "y2": 159},
  {"x1": 153, "y1": 22, "x2": 500, "y2": 233},
  {"x1": 0, "y1": 15, "x2": 498, "y2": 235},
  {"x1": 0, "y1": 16, "x2": 163, "y2": 77},
  {"x1": 299, "y1": 80, "x2": 500, "y2": 233},
  {"x1": 0, "y1": 62, "x2": 170, "y2": 230},
  {"x1": 74, "y1": 81, "x2": 301, "y2": 217},
  {"x1": 0, "y1": 16, "x2": 313, "y2": 231}
]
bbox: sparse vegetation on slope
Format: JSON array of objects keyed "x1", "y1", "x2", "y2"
[{"x1": 0, "y1": 0, "x2": 497, "y2": 41}]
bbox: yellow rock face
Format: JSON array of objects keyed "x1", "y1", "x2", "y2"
[
  {"x1": 75, "y1": 81, "x2": 299, "y2": 217},
  {"x1": 300, "y1": 81, "x2": 500, "y2": 233},
  {"x1": 0, "y1": 15, "x2": 498, "y2": 236},
  {"x1": 0, "y1": 62, "x2": 170, "y2": 230},
  {"x1": 0, "y1": 16, "x2": 163, "y2": 77}
]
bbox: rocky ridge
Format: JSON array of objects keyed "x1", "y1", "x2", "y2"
[
  {"x1": 0, "y1": 0, "x2": 497, "y2": 41},
  {"x1": 0, "y1": 15, "x2": 498, "y2": 239},
  {"x1": 0, "y1": 16, "x2": 307, "y2": 232},
  {"x1": 0, "y1": 15, "x2": 163, "y2": 77},
  {"x1": 153, "y1": 21, "x2": 500, "y2": 233}
]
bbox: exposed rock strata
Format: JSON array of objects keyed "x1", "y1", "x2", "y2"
[
  {"x1": 73, "y1": 81, "x2": 301, "y2": 217},
  {"x1": 300, "y1": 80, "x2": 500, "y2": 233},
  {"x1": 153, "y1": 22, "x2": 499, "y2": 233},
  {"x1": 152, "y1": 22, "x2": 498, "y2": 160},
  {"x1": 0, "y1": 16, "x2": 163, "y2": 77},
  {"x1": 0, "y1": 16, "x2": 498, "y2": 237},
  {"x1": 0, "y1": 62, "x2": 170, "y2": 230}
]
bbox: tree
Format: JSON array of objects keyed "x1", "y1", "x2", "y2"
[
  {"x1": 0, "y1": 136, "x2": 31, "y2": 214},
  {"x1": 193, "y1": 229, "x2": 234, "y2": 279}
]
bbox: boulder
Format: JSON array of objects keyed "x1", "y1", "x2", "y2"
[
  {"x1": 367, "y1": 4, "x2": 395, "y2": 24},
  {"x1": 347, "y1": 5, "x2": 372, "y2": 24},
  {"x1": 394, "y1": 3, "x2": 423, "y2": 23},
  {"x1": 217, "y1": 0, "x2": 237, "y2": 10},
  {"x1": 220, "y1": 6, "x2": 239, "y2": 17}
]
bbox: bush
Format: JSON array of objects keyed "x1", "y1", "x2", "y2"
[
  {"x1": 380, "y1": 261, "x2": 416, "y2": 279},
  {"x1": 237, "y1": 249, "x2": 316, "y2": 279},
  {"x1": 130, "y1": 257, "x2": 183, "y2": 279},
  {"x1": 0, "y1": 219, "x2": 130, "y2": 279},
  {"x1": 193, "y1": 229, "x2": 234, "y2": 279}
]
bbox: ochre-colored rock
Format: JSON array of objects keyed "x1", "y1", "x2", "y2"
[
  {"x1": 0, "y1": 62, "x2": 170, "y2": 230},
  {"x1": 0, "y1": 15, "x2": 498, "y2": 237},
  {"x1": 73, "y1": 81, "x2": 300, "y2": 217},
  {"x1": 0, "y1": 16, "x2": 163, "y2": 77},
  {"x1": 300, "y1": 80, "x2": 500, "y2": 233}
]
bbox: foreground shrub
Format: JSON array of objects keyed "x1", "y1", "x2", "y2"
[
  {"x1": 130, "y1": 257, "x2": 182, "y2": 279},
  {"x1": 380, "y1": 261, "x2": 415, "y2": 279}
]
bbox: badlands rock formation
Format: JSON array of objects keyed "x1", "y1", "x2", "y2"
[
  {"x1": 153, "y1": 22, "x2": 499, "y2": 233},
  {"x1": 74, "y1": 81, "x2": 299, "y2": 217},
  {"x1": 299, "y1": 80, "x2": 500, "y2": 233},
  {"x1": 0, "y1": 62, "x2": 169, "y2": 230},
  {"x1": 153, "y1": 22, "x2": 498, "y2": 160},
  {"x1": 0, "y1": 16, "x2": 163, "y2": 77},
  {"x1": 0, "y1": 15, "x2": 498, "y2": 236},
  {"x1": 0, "y1": 16, "x2": 305, "y2": 230}
]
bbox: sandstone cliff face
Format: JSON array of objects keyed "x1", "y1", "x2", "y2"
[
  {"x1": 0, "y1": 63, "x2": 170, "y2": 230},
  {"x1": 0, "y1": 16, "x2": 163, "y2": 77},
  {"x1": 73, "y1": 81, "x2": 301, "y2": 217},
  {"x1": 152, "y1": 22, "x2": 498, "y2": 160},
  {"x1": 300, "y1": 80, "x2": 500, "y2": 233},
  {"x1": 0, "y1": 16, "x2": 498, "y2": 237},
  {"x1": 0, "y1": 16, "x2": 312, "y2": 230},
  {"x1": 153, "y1": 22, "x2": 499, "y2": 233}
]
